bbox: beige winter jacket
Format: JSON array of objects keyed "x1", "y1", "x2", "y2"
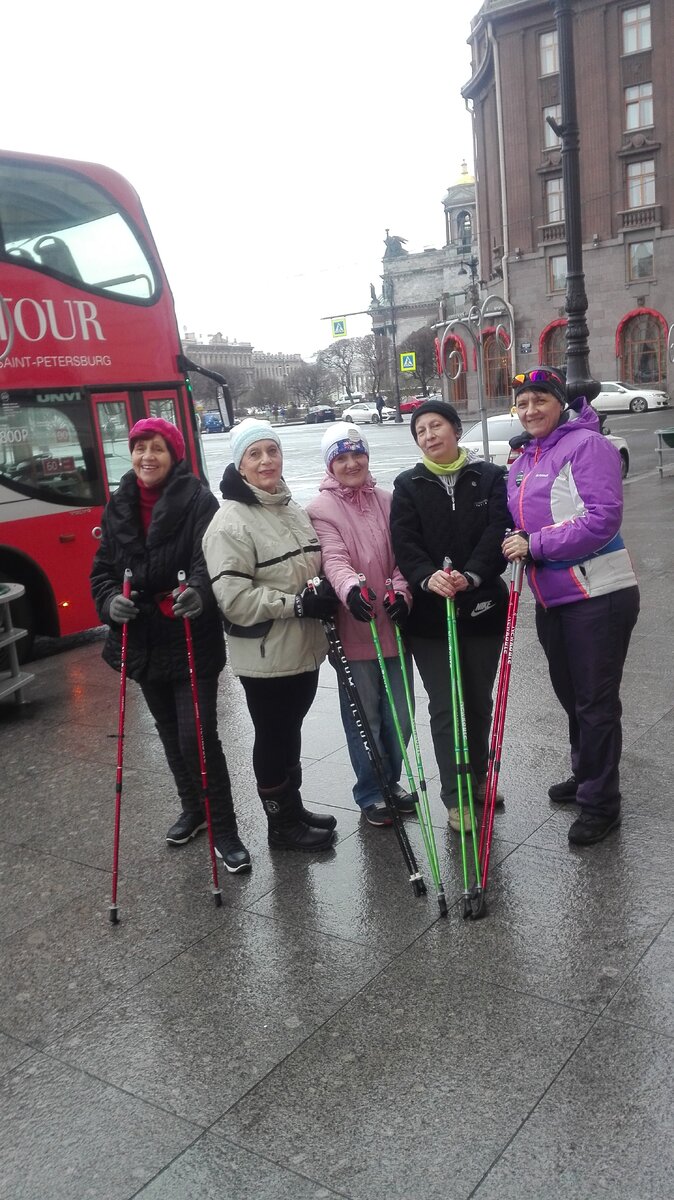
[{"x1": 202, "y1": 466, "x2": 327, "y2": 678}]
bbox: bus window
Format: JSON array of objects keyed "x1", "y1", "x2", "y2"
[
  {"x1": 95, "y1": 399, "x2": 131, "y2": 493},
  {"x1": 0, "y1": 399, "x2": 98, "y2": 504},
  {"x1": 148, "y1": 397, "x2": 177, "y2": 423},
  {"x1": 0, "y1": 160, "x2": 158, "y2": 301}
]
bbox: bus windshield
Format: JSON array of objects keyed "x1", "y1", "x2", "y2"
[{"x1": 0, "y1": 160, "x2": 158, "y2": 300}]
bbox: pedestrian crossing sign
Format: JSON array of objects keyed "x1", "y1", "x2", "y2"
[
  {"x1": 331, "y1": 318, "x2": 347, "y2": 338},
  {"x1": 400, "y1": 352, "x2": 416, "y2": 372}
]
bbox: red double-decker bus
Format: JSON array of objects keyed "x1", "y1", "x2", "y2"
[{"x1": 0, "y1": 149, "x2": 231, "y2": 657}]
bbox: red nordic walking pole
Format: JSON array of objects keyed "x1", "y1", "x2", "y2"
[
  {"x1": 477, "y1": 554, "x2": 524, "y2": 893},
  {"x1": 177, "y1": 570, "x2": 222, "y2": 908},
  {"x1": 109, "y1": 567, "x2": 132, "y2": 925}
]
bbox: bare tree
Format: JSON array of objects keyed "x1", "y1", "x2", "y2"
[
  {"x1": 248, "y1": 378, "x2": 288, "y2": 410},
  {"x1": 398, "y1": 326, "x2": 439, "y2": 397},
  {"x1": 286, "y1": 361, "x2": 335, "y2": 407},
  {"x1": 353, "y1": 334, "x2": 387, "y2": 396},
  {"x1": 318, "y1": 338, "x2": 358, "y2": 398}
]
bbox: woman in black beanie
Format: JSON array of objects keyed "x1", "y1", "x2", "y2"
[{"x1": 390, "y1": 400, "x2": 509, "y2": 832}]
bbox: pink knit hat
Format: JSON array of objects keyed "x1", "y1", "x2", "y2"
[{"x1": 129, "y1": 417, "x2": 185, "y2": 462}]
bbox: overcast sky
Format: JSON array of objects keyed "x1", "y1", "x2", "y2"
[{"x1": 5, "y1": 0, "x2": 477, "y2": 358}]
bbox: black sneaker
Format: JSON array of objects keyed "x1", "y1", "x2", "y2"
[
  {"x1": 389, "y1": 783, "x2": 416, "y2": 814},
  {"x1": 166, "y1": 810, "x2": 206, "y2": 845},
  {"x1": 215, "y1": 833, "x2": 252, "y2": 873},
  {"x1": 363, "y1": 803, "x2": 393, "y2": 827},
  {"x1": 548, "y1": 777, "x2": 578, "y2": 803},
  {"x1": 568, "y1": 810, "x2": 621, "y2": 846}
]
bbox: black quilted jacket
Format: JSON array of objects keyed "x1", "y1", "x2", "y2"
[
  {"x1": 90, "y1": 463, "x2": 225, "y2": 682},
  {"x1": 390, "y1": 458, "x2": 510, "y2": 640}
]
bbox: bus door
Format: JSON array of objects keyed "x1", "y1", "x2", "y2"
[
  {"x1": 143, "y1": 387, "x2": 203, "y2": 479},
  {"x1": 91, "y1": 392, "x2": 133, "y2": 498},
  {"x1": 92, "y1": 385, "x2": 202, "y2": 496}
]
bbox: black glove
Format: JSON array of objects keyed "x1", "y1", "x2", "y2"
[
  {"x1": 172, "y1": 586, "x2": 204, "y2": 620},
  {"x1": 346, "y1": 584, "x2": 375, "y2": 623},
  {"x1": 383, "y1": 591, "x2": 408, "y2": 628},
  {"x1": 108, "y1": 592, "x2": 139, "y2": 624},
  {"x1": 294, "y1": 579, "x2": 339, "y2": 620}
]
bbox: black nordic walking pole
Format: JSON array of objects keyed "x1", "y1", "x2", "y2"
[
  {"x1": 476, "y1": 554, "x2": 524, "y2": 895},
  {"x1": 310, "y1": 581, "x2": 425, "y2": 898},
  {"x1": 177, "y1": 570, "x2": 222, "y2": 908},
  {"x1": 443, "y1": 557, "x2": 485, "y2": 920},
  {"x1": 109, "y1": 567, "x2": 132, "y2": 925},
  {"x1": 383, "y1": 578, "x2": 447, "y2": 916}
]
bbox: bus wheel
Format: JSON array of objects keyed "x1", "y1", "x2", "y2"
[{"x1": 0, "y1": 573, "x2": 35, "y2": 666}]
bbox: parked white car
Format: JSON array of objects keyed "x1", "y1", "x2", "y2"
[
  {"x1": 593, "y1": 381, "x2": 670, "y2": 414},
  {"x1": 461, "y1": 412, "x2": 630, "y2": 478},
  {"x1": 341, "y1": 400, "x2": 394, "y2": 425}
]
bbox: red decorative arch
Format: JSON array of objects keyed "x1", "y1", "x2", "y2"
[
  {"x1": 538, "y1": 318, "x2": 567, "y2": 361},
  {"x1": 615, "y1": 308, "x2": 667, "y2": 357},
  {"x1": 473, "y1": 326, "x2": 511, "y2": 371},
  {"x1": 441, "y1": 331, "x2": 468, "y2": 372}
]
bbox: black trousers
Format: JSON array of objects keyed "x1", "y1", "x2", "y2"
[
  {"x1": 141, "y1": 674, "x2": 234, "y2": 833},
  {"x1": 410, "y1": 631, "x2": 503, "y2": 807},
  {"x1": 535, "y1": 587, "x2": 640, "y2": 813},
  {"x1": 239, "y1": 670, "x2": 319, "y2": 789}
]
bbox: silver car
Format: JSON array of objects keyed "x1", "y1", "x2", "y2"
[
  {"x1": 461, "y1": 411, "x2": 630, "y2": 478},
  {"x1": 341, "y1": 400, "x2": 394, "y2": 425},
  {"x1": 593, "y1": 381, "x2": 670, "y2": 414}
]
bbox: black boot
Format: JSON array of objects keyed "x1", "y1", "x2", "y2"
[
  {"x1": 259, "y1": 781, "x2": 335, "y2": 852},
  {"x1": 288, "y1": 764, "x2": 337, "y2": 832}
]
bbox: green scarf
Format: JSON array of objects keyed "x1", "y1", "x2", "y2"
[{"x1": 422, "y1": 448, "x2": 467, "y2": 475}]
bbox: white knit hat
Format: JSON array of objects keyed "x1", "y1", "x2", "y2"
[
  {"x1": 320, "y1": 422, "x2": 370, "y2": 471},
  {"x1": 230, "y1": 418, "x2": 282, "y2": 469}
]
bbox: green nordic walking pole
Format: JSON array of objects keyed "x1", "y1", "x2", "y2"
[
  {"x1": 443, "y1": 557, "x2": 483, "y2": 920},
  {"x1": 384, "y1": 578, "x2": 446, "y2": 916},
  {"x1": 358, "y1": 575, "x2": 447, "y2": 917}
]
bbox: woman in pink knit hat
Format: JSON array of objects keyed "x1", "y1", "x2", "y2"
[{"x1": 91, "y1": 416, "x2": 250, "y2": 875}]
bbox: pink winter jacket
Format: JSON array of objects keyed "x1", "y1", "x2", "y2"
[{"x1": 306, "y1": 473, "x2": 412, "y2": 661}]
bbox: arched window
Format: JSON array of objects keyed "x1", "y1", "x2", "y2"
[
  {"x1": 456, "y1": 210, "x2": 473, "y2": 250},
  {"x1": 617, "y1": 309, "x2": 667, "y2": 384},
  {"x1": 483, "y1": 332, "x2": 510, "y2": 400},
  {"x1": 539, "y1": 319, "x2": 567, "y2": 366},
  {"x1": 443, "y1": 334, "x2": 468, "y2": 404}
]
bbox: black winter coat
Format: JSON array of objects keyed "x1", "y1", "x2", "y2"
[
  {"x1": 390, "y1": 458, "x2": 509, "y2": 640},
  {"x1": 90, "y1": 462, "x2": 226, "y2": 682}
]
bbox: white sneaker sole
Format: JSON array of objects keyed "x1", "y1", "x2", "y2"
[
  {"x1": 166, "y1": 821, "x2": 207, "y2": 845},
  {"x1": 214, "y1": 846, "x2": 252, "y2": 874}
]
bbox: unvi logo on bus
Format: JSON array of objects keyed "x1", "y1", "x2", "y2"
[{"x1": 0, "y1": 296, "x2": 110, "y2": 367}]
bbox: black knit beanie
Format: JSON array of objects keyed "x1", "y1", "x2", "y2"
[{"x1": 410, "y1": 400, "x2": 463, "y2": 442}]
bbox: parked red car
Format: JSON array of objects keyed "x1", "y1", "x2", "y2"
[{"x1": 399, "y1": 396, "x2": 430, "y2": 415}]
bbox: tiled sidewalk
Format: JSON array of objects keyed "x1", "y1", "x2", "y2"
[{"x1": 1, "y1": 474, "x2": 673, "y2": 1200}]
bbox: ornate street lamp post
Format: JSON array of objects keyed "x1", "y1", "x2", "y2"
[
  {"x1": 457, "y1": 256, "x2": 481, "y2": 309},
  {"x1": 549, "y1": 0, "x2": 599, "y2": 403}
]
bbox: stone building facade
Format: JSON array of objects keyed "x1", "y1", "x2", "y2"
[
  {"x1": 252, "y1": 351, "x2": 303, "y2": 383},
  {"x1": 370, "y1": 167, "x2": 487, "y2": 411},
  {"x1": 182, "y1": 333, "x2": 255, "y2": 391},
  {"x1": 463, "y1": 0, "x2": 674, "y2": 395}
]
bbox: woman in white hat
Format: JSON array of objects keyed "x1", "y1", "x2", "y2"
[
  {"x1": 306, "y1": 422, "x2": 414, "y2": 826},
  {"x1": 203, "y1": 418, "x2": 339, "y2": 852}
]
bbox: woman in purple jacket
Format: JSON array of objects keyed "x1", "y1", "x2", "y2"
[
  {"x1": 502, "y1": 368, "x2": 639, "y2": 846},
  {"x1": 306, "y1": 423, "x2": 415, "y2": 826}
]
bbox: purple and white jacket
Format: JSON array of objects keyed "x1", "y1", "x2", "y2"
[{"x1": 506, "y1": 400, "x2": 638, "y2": 609}]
